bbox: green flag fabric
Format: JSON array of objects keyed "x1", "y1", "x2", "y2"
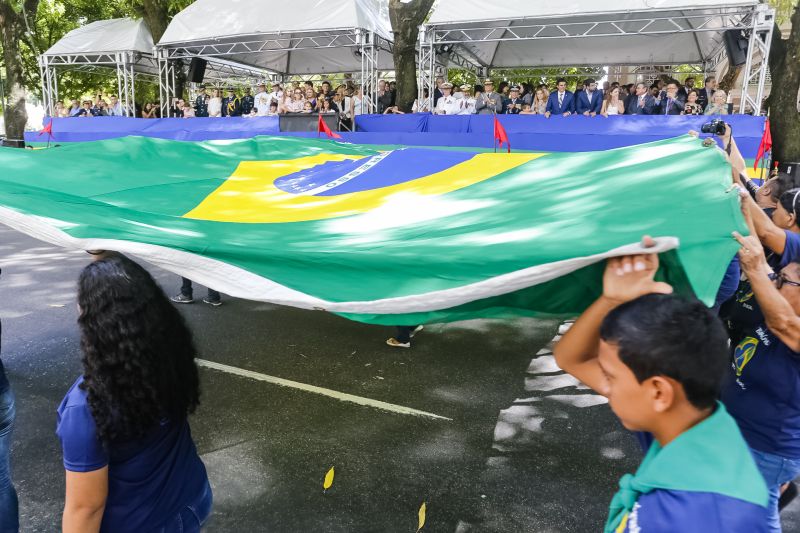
[{"x1": 0, "y1": 135, "x2": 744, "y2": 325}]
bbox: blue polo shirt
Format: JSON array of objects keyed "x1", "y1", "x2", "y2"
[
  {"x1": 619, "y1": 490, "x2": 768, "y2": 532},
  {"x1": 722, "y1": 326, "x2": 800, "y2": 458},
  {"x1": 56, "y1": 377, "x2": 209, "y2": 532}
]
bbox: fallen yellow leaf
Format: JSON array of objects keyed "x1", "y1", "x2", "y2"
[
  {"x1": 417, "y1": 501, "x2": 426, "y2": 531},
  {"x1": 323, "y1": 467, "x2": 334, "y2": 491}
]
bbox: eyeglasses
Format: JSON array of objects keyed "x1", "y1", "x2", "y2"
[{"x1": 769, "y1": 271, "x2": 800, "y2": 289}]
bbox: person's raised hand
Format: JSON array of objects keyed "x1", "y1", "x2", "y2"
[
  {"x1": 603, "y1": 236, "x2": 673, "y2": 305},
  {"x1": 733, "y1": 188, "x2": 769, "y2": 275}
]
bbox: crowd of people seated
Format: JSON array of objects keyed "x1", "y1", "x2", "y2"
[
  {"x1": 50, "y1": 75, "x2": 729, "y2": 126},
  {"x1": 430, "y1": 75, "x2": 729, "y2": 117}
]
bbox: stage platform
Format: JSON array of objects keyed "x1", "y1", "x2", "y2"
[{"x1": 24, "y1": 114, "x2": 766, "y2": 160}]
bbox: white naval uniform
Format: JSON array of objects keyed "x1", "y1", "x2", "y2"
[
  {"x1": 435, "y1": 95, "x2": 461, "y2": 115},
  {"x1": 254, "y1": 91, "x2": 271, "y2": 116},
  {"x1": 459, "y1": 97, "x2": 477, "y2": 115}
]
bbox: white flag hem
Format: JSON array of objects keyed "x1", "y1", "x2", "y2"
[{"x1": 0, "y1": 206, "x2": 679, "y2": 315}]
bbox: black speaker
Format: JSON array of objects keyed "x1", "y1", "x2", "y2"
[
  {"x1": 187, "y1": 58, "x2": 207, "y2": 83},
  {"x1": 779, "y1": 162, "x2": 800, "y2": 179},
  {"x1": 724, "y1": 30, "x2": 748, "y2": 66},
  {"x1": 1, "y1": 139, "x2": 25, "y2": 148}
]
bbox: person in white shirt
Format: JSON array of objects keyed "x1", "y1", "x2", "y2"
[
  {"x1": 107, "y1": 95, "x2": 124, "y2": 116},
  {"x1": 434, "y1": 82, "x2": 461, "y2": 115},
  {"x1": 268, "y1": 82, "x2": 283, "y2": 111},
  {"x1": 458, "y1": 85, "x2": 476, "y2": 115},
  {"x1": 412, "y1": 88, "x2": 430, "y2": 113},
  {"x1": 207, "y1": 88, "x2": 223, "y2": 117},
  {"x1": 253, "y1": 83, "x2": 272, "y2": 116},
  {"x1": 352, "y1": 87, "x2": 365, "y2": 116}
]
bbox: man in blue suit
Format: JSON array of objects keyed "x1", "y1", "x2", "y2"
[
  {"x1": 624, "y1": 83, "x2": 657, "y2": 115},
  {"x1": 545, "y1": 78, "x2": 575, "y2": 118},
  {"x1": 574, "y1": 78, "x2": 603, "y2": 116}
]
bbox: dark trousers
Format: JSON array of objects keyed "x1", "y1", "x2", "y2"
[
  {"x1": 181, "y1": 278, "x2": 220, "y2": 302},
  {"x1": 395, "y1": 326, "x2": 420, "y2": 343}
]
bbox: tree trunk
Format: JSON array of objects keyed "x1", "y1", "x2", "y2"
[
  {"x1": 766, "y1": 5, "x2": 800, "y2": 164},
  {"x1": 134, "y1": 0, "x2": 170, "y2": 44},
  {"x1": 0, "y1": 0, "x2": 39, "y2": 145},
  {"x1": 717, "y1": 64, "x2": 743, "y2": 93},
  {"x1": 389, "y1": 0, "x2": 435, "y2": 113}
]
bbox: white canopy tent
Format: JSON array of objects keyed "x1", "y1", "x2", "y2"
[
  {"x1": 40, "y1": 18, "x2": 155, "y2": 116},
  {"x1": 39, "y1": 18, "x2": 273, "y2": 117},
  {"x1": 157, "y1": 0, "x2": 394, "y2": 113},
  {"x1": 420, "y1": 0, "x2": 774, "y2": 114}
]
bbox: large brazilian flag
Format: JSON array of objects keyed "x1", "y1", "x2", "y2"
[{"x1": 0, "y1": 135, "x2": 744, "y2": 325}]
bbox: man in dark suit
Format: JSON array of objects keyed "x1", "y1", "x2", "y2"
[
  {"x1": 545, "y1": 78, "x2": 575, "y2": 118},
  {"x1": 624, "y1": 83, "x2": 657, "y2": 115},
  {"x1": 658, "y1": 81, "x2": 685, "y2": 115},
  {"x1": 697, "y1": 76, "x2": 717, "y2": 110},
  {"x1": 574, "y1": 78, "x2": 603, "y2": 116},
  {"x1": 677, "y1": 76, "x2": 696, "y2": 100}
]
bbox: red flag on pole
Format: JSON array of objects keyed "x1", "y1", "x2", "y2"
[
  {"x1": 38, "y1": 119, "x2": 53, "y2": 138},
  {"x1": 754, "y1": 118, "x2": 772, "y2": 171},
  {"x1": 317, "y1": 114, "x2": 342, "y2": 139},
  {"x1": 493, "y1": 115, "x2": 510, "y2": 153}
]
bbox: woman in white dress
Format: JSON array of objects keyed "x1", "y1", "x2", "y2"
[
  {"x1": 352, "y1": 87, "x2": 364, "y2": 117},
  {"x1": 601, "y1": 86, "x2": 624, "y2": 117},
  {"x1": 207, "y1": 89, "x2": 222, "y2": 117},
  {"x1": 283, "y1": 88, "x2": 305, "y2": 113}
]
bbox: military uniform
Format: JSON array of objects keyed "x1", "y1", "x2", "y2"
[
  {"x1": 194, "y1": 90, "x2": 210, "y2": 117},
  {"x1": 506, "y1": 89, "x2": 524, "y2": 114},
  {"x1": 222, "y1": 92, "x2": 242, "y2": 117},
  {"x1": 241, "y1": 92, "x2": 255, "y2": 115},
  {"x1": 253, "y1": 85, "x2": 270, "y2": 116},
  {"x1": 434, "y1": 83, "x2": 461, "y2": 115}
]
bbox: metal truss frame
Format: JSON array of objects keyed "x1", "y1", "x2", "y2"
[
  {"x1": 739, "y1": 4, "x2": 774, "y2": 114},
  {"x1": 157, "y1": 28, "x2": 390, "y2": 116},
  {"x1": 39, "y1": 51, "x2": 153, "y2": 117},
  {"x1": 419, "y1": 4, "x2": 775, "y2": 115}
]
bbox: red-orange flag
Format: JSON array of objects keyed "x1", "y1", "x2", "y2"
[
  {"x1": 38, "y1": 119, "x2": 54, "y2": 138},
  {"x1": 493, "y1": 115, "x2": 510, "y2": 153},
  {"x1": 754, "y1": 118, "x2": 772, "y2": 171},
  {"x1": 318, "y1": 114, "x2": 342, "y2": 139}
]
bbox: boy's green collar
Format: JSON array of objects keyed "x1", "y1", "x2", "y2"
[{"x1": 604, "y1": 402, "x2": 768, "y2": 533}]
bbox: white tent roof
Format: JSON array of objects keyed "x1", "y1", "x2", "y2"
[
  {"x1": 427, "y1": 0, "x2": 760, "y2": 67},
  {"x1": 44, "y1": 18, "x2": 154, "y2": 56},
  {"x1": 158, "y1": 0, "x2": 394, "y2": 75}
]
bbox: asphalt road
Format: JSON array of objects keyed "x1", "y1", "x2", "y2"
[{"x1": 1, "y1": 225, "x2": 798, "y2": 532}]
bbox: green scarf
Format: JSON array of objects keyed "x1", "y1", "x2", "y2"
[{"x1": 604, "y1": 402, "x2": 768, "y2": 533}]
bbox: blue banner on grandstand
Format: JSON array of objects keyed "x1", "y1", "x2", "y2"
[{"x1": 25, "y1": 116, "x2": 280, "y2": 142}]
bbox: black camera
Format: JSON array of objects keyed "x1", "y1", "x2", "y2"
[{"x1": 701, "y1": 119, "x2": 727, "y2": 136}]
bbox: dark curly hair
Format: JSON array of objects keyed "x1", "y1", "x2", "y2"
[{"x1": 77, "y1": 254, "x2": 200, "y2": 443}]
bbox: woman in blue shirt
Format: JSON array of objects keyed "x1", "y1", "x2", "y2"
[
  {"x1": 728, "y1": 191, "x2": 800, "y2": 531},
  {"x1": 58, "y1": 254, "x2": 211, "y2": 533}
]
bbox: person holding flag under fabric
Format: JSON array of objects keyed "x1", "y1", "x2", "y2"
[{"x1": 553, "y1": 238, "x2": 769, "y2": 532}]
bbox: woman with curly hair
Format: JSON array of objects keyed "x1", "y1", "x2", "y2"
[{"x1": 57, "y1": 254, "x2": 212, "y2": 533}]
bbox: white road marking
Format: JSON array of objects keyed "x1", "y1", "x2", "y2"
[{"x1": 196, "y1": 359, "x2": 452, "y2": 421}]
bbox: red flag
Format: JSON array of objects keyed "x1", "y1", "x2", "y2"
[
  {"x1": 754, "y1": 118, "x2": 772, "y2": 171},
  {"x1": 493, "y1": 115, "x2": 510, "y2": 153},
  {"x1": 38, "y1": 119, "x2": 53, "y2": 138},
  {"x1": 317, "y1": 114, "x2": 342, "y2": 139}
]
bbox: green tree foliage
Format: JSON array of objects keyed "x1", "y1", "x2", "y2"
[{"x1": 1, "y1": 0, "x2": 191, "y2": 109}]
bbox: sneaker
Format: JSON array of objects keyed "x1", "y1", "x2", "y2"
[
  {"x1": 203, "y1": 298, "x2": 222, "y2": 307},
  {"x1": 170, "y1": 294, "x2": 194, "y2": 304},
  {"x1": 410, "y1": 325, "x2": 424, "y2": 338},
  {"x1": 779, "y1": 481, "x2": 798, "y2": 511},
  {"x1": 386, "y1": 337, "x2": 411, "y2": 348}
]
